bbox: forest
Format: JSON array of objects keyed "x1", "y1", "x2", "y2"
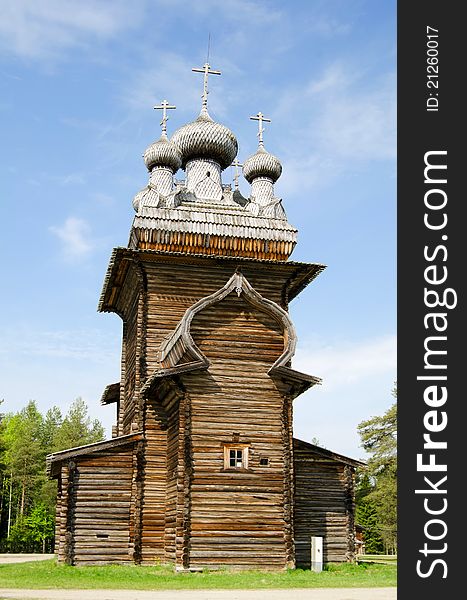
[
  {"x1": 0, "y1": 389, "x2": 397, "y2": 555},
  {"x1": 0, "y1": 398, "x2": 104, "y2": 552}
]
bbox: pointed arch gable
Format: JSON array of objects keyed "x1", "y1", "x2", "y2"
[
  {"x1": 143, "y1": 271, "x2": 321, "y2": 399},
  {"x1": 159, "y1": 271, "x2": 296, "y2": 369}
]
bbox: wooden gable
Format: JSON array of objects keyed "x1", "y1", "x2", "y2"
[{"x1": 293, "y1": 438, "x2": 364, "y2": 566}]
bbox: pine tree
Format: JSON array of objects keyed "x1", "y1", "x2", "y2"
[
  {"x1": 357, "y1": 384, "x2": 397, "y2": 553},
  {"x1": 41, "y1": 407, "x2": 63, "y2": 450},
  {"x1": 52, "y1": 397, "x2": 104, "y2": 452},
  {"x1": 355, "y1": 471, "x2": 384, "y2": 553}
]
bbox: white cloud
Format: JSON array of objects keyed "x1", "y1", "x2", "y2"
[
  {"x1": 0, "y1": 0, "x2": 146, "y2": 61},
  {"x1": 0, "y1": 327, "x2": 116, "y2": 363},
  {"x1": 156, "y1": 0, "x2": 282, "y2": 25},
  {"x1": 23, "y1": 171, "x2": 87, "y2": 189},
  {"x1": 121, "y1": 53, "x2": 199, "y2": 115},
  {"x1": 92, "y1": 192, "x2": 115, "y2": 206},
  {"x1": 307, "y1": 16, "x2": 351, "y2": 37},
  {"x1": 277, "y1": 153, "x2": 336, "y2": 199},
  {"x1": 317, "y1": 76, "x2": 396, "y2": 161},
  {"x1": 294, "y1": 334, "x2": 396, "y2": 390},
  {"x1": 273, "y1": 63, "x2": 396, "y2": 194},
  {"x1": 44, "y1": 172, "x2": 86, "y2": 186},
  {"x1": 292, "y1": 334, "x2": 396, "y2": 457},
  {"x1": 305, "y1": 63, "x2": 348, "y2": 95},
  {"x1": 49, "y1": 216, "x2": 94, "y2": 260},
  {"x1": 120, "y1": 55, "x2": 237, "y2": 130},
  {"x1": 57, "y1": 173, "x2": 87, "y2": 186},
  {"x1": 0, "y1": 326, "x2": 121, "y2": 436}
]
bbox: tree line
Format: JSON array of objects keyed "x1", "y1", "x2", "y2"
[
  {"x1": 0, "y1": 398, "x2": 104, "y2": 553},
  {"x1": 355, "y1": 384, "x2": 397, "y2": 554}
]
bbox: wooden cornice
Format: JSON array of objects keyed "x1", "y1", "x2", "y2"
[
  {"x1": 98, "y1": 247, "x2": 325, "y2": 314},
  {"x1": 140, "y1": 360, "x2": 209, "y2": 397},
  {"x1": 46, "y1": 432, "x2": 144, "y2": 478},
  {"x1": 269, "y1": 365, "x2": 322, "y2": 400},
  {"x1": 100, "y1": 382, "x2": 120, "y2": 405}
]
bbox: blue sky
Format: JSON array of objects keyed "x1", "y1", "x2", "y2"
[{"x1": 0, "y1": 0, "x2": 396, "y2": 460}]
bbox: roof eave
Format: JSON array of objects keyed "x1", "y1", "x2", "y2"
[
  {"x1": 294, "y1": 437, "x2": 365, "y2": 468},
  {"x1": 46, "y1": 432, "x2": 144, "y2": 478}
]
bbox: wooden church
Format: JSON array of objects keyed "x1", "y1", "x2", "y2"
[{"x1": 47, "y1": 63, "x2": 363, "y2": 569}]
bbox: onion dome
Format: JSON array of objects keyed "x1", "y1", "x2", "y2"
[
  {"x1": 242, "y1": 145, "x2": 282, "y2": 183},
  {"x1": 171, "y1": 109, "x2": 238, "y2": 171},
  {"x1": 143, "y1": 133, "x2": 182, "y2": 172},
  {"x1": 132, "y1": 184, "x2": 160, "y2": 211},
  {"x1": 132, "y1": 187, "x2": 146, "y2": 211}
]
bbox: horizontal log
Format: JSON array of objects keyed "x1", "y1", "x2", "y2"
[
  {"x1": 74, "y1": 540, "x2": 130, "y2": 547},
  {"x1": 189, "y1": 550, "x2": 285, "y2": 559},
  {"x1": 74, "y1": 507, "x2": 130, "y2": 515},
  {"x1": 72, "y1": 529, "x2": 130, "y2": 536},
  {"x1": 73, "y1": 547, "x2": 131, "y2": 555},
  {"x1": 190, "y1": 536, "x2": 284, "y2": 544}
]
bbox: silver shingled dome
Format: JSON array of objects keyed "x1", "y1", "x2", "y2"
[
  {"x1": 242, "y1": 145, "x2": 282, "y2": 183},
  {"x1": 143, "y1": 134, "x2": 182, "y2": 172},
  {"x1": 171, "y1": 109, "x2": 238, "y2": 171}
]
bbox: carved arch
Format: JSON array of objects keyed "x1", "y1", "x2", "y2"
[
  {"x1": 159, "y1": 271, "x2": 297, "y2": 372},
  {"x1": 142, "y1": 271, "x2": 321, "y2": 399}
]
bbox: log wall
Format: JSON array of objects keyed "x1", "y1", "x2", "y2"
[
  {"x1": 122, "y1": 291, "x2": 139, "y2": 434},
  {"x1": 119, "y1": 258, "x2": 303, "y2": 569},
  {"x1": 54, "y1": 447, "x2": 135, "y2": 565},
  {"x1": 54, "y1": 466, "x2": 67, "y2": 561},
  {"x1": 178, "y1": 291, "x2": 292, "y2": 569},
  {"x1": 140, "y1": 395, "x2": 167, "y2": 563},
  {"x1": 293, "y1": 439, "x2": 357, "y2": 566}
]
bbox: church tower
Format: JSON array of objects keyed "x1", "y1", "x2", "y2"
[{"x1": 47, "y1": 63, "x2": 361, "y2": 569}]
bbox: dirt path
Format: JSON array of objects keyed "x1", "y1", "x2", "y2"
[
  {"x1": 0, "y1": 555, "x2": 54, "y2": 564},
  {"x1": 0, "y1": 588, "x2": 397, "y2": 600}
]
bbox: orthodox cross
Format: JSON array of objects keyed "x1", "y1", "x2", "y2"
[
  {"x1": 250, "y1": 112, "x2": 271, "y2": 147},
  {"x1": 192, "y1": 62, "x2": 221, "y2": 110},
  {"x1": 154, "y1": 100, "x2": 176, "y2": 136},
  {"x1": 232, "y1": 158, "x2": 243, "y2": 190}
]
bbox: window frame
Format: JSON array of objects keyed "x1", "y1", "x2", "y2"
[{"x1": 223, "y1": 444, "x2": 249, "y2": 470}]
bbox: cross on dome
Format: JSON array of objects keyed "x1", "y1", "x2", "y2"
[
  {"x1": 250, "y1": 112, "x2": 271, "y2": 147},
  {"x1": 154, "y1": 100, "x2": 176, "y2": 136},
  {"x1": 232, "y1": 158, "x2": 243, "y2": 190},
  {"x1": 192, "y1": 62, "x2": 221, "y2": 111}
]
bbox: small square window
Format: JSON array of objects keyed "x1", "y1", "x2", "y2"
[
  {"x1": 229, "y1": 449, "x2": 243, "y2": 467},
  {"x1": 224, "y1": 445, "x2": 248, "y2": 469},
  {"x1": 260, "y1": 458, "x2": 269, "y2": 466}
]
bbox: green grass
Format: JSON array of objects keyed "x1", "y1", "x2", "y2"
[
  {"x1": 357, "y1": 554, "x2": 398, "y2": 565},
  {"x1": 0, "y1": 559, "x2": 396, "y2": 590}
]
